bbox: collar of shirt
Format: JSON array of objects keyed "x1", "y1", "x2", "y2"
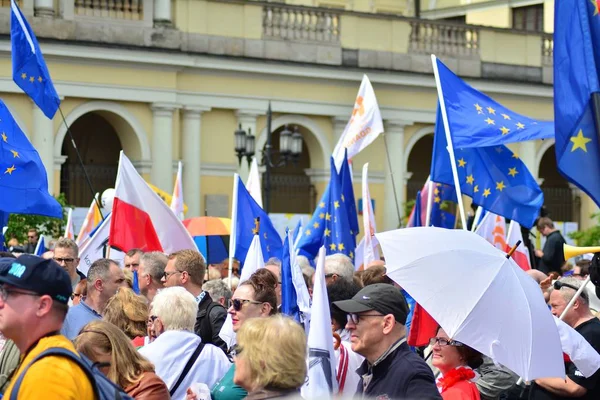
[
  {"x1": 371, "y1": 337, "x2": 406, "y2": 368},
  {"x1": 196, "y1": 291, "x2": 206, "y2": 304},
  {"x1": 81, "y1": 298, "x2": 102, "y2": 317}
]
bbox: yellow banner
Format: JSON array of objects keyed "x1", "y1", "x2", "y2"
[{"x1": 146, "y1": 182, "x2": 189, "y2": 214}]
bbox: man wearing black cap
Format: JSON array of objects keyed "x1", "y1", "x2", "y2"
[
  {"x1": 0, "y1": 255, "x2": 94, "y2": 398},
  {"x1": 334, "y1": 283, "x2": 441, "y2": 399}
]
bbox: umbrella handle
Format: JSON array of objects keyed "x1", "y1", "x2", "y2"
[{"x1": 505, "y1": 240, "x2": 522, "y2": 259}]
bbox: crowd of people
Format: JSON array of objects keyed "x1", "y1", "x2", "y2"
[{"x1": 0, "y1": 216, "x2": 598, "y2": 400}]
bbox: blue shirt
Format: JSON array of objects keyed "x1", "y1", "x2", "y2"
[{"x1": 60, "y1": 300, "x2": 101, "y2": 340}]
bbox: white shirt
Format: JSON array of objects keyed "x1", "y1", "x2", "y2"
[
  {"x1": 335, "y1": 341, "x2": 364, "y2": 398},
  {"x1": 139, "y1": 330, "x2": 230, "y2": 400}
]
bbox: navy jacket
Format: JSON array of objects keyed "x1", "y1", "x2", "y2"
[{"x1": 355, "y1": 340, "x2": 442, "y2": 400}]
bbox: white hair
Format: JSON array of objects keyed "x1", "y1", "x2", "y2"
[
  {"x1": 151, "y1": 287, "x2": 197, "y2": 332},
  {"x1": 324, "y1": 253, "x2": 354, "y2": 283},
  {"x1": 223, "y1": 276, "x2": 240, "y2": 291}
]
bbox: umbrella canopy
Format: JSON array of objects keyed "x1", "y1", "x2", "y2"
[
  {"x1": 183, "y1": 217, "x2": 231, "y2": 264},
  {"x1": 376, "y1": 227, "x2": 565, "y2": 381}
]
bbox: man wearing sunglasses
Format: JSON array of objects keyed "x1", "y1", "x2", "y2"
[{"x1": 334, "y1": 283, "x2": 441, "y2": 399}]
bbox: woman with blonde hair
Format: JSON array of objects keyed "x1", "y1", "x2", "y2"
[
  {"x1": 74, "y1": 320, "x2": 170, "y2": 399},
  {"x1": 103, "y1": 287, "x2": 149, "y2": 347},
  {"x1": 233, "y1": 315, "x2": 306, "y2": 399}
]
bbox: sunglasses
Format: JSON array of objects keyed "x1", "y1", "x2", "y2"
[
  {"x1": 54, "y1": 258, "x2": 75, "y2": 264},
  {"x1": 346, "y1": 313, "x2": 384, "y2": 325},
  {"x1": 429, "y1": 337, "x2": 464, "y2": 347},
  {"x1": 228, "y1": 298, "x2": 262, "y2": 311}
]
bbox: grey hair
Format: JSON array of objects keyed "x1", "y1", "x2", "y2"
[
  {"x1": 555, "y1": 277, "x2": 589, "y2": 305},
  {"x1": 265, "y1": 257, "x2": 282, "y2": 270},
  {"x1": 324, "y1": 253, "x2": 354, "y2": 283},
  {"x1": 54, "y1": 237, "x2": 79, "y2": 257},
  {"x1": 202, "y1": 279, "x2": 232, "y2": 305},
  {"x1": 87, "y1": 259, "x2": 118, "y2": 290},
  {"x1": 140, "y1": 251, "x2": 168, "y2": 282},
  {"x1": 151, "y1": 287, "x2": 197, "y2": 332}
]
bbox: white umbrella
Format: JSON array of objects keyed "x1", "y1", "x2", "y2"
[{"x1": 376, "y1": 227, "x2": 565, "y2": 381}]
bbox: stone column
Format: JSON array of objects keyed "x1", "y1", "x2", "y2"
[
  {"x1": 518, "y1": 141, "x2": 537, "y2": 179},
  {"x1": 53, "y1": 155, "x2": 67, "y2": 197},
  {"x1": 151, "y1": 103, "x2": 178, "y2": 191},
  {"x1": 383, "y1": 120, "x2": 409, "y2": 231},
  {"x1": 235, "y1": 110, "x2": 260, "y2": 183},
  {"x1": 34, "y1": 0, "x2": 54, "y2": 16},
  {"x1": 182, "y1": 106, "x2": 210, "y2": 217},
  {"x1": 153, "y1": 0, "x2": 172, "y2": 25},
  {"x1": 32, "y1": 103, "x2": 55, "y2": 195}
]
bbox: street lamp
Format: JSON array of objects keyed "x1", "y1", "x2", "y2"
[{"x1": 233, "y1": 102, "x2": 303, "y2": 212}]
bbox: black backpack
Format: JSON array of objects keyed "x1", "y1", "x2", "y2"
[
  {"x1": 10, "y1": 347, "x2": 133, "y2": 400},
  {"x1": 195, "y1": 298, "x2": 227, "y2": 352}
]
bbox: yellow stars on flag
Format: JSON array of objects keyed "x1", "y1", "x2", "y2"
[
  {"x1": 485, "y1": 118, "x2": 495, "y2": 125},
  {"x1": 252, "y1": 218, "x2": 260, "y2": 235},
  {"x1": 508, "y1": 167, "x2": 518, "y2": 177},
  {"x1": 512, "y1": 152, "x2": 519, "y2": 159},
  {"x1": 500, "y1": 126, "x2": 510, "y2": 135},
  {"x1": 313, "y1": 222, "x2": 320, "y2": 229},
  {"x1": 4, "y1": 165, "x2": 16, "y2": 175},
  {"x1": 341, "y1": 194, "x2": 345, "y2": 202},
  {"x1": 496, "y1": 181, "x2": 506, "y2": 192},
  {"x1": 487, "y1": 107, "x2": 496, "y2": 115},
  {"x1": 29, "y1": 76, "x2": 34, "y2": 83},
  {"x1": 516, "y1": 122, "x2": 525, "y2": 130},
  {"x1": 474, "y1": 104, "x2": 483, "y2": 114},
  {"x1": 349, "y1": 251, "x2": 354, "y2": 259},
  {"x1": 483, "y1": 188, "x2": 491, "y2": 198},
  {"x1": 434, "y1": 187, "x2": 440, "y2": 195},
  {"x1": 305, "y1": 229, "x2": 312, "y2": 236},
  {"x1": 319, "y1": 212, "x2": 325, "y2": 219},
  {"x1": 334, "y1": 201, "x2": 340, "y2": 209},
  {"x1": 474, "y1": 185, "x2": 479, "y2": 193},
  {"x1": 466, "y1": 174, "x2": 475, "y2": 185},
  {"x1": 324, "y1": 228, "x2": 331, "y2": 237},
  {"x1": 263, "y1": 232, "x2": 267, "y2": 239},
  {"x1": 329, "y1": 243, "x2": 337, "y2": 251},
  {"x1": 458, "y1": 158, "x2": 467, "y2": 167},
  {"x1": 21, "y1": 73, "x2": 27, "y2": 79},
  {"x1": 570, "y1": 130, "x2": 592, "y2": 152},
  {"x1": 38, "y1": 76, "x2": 43, "y2": 83},
  {"x1": 1, "y1": 132, "x2": 7, "y2": 142},
  {"x1": 10, "y1": 150, "x2": 19, "y2": 158},
  {"x1": 338, "y1": 243, "x2": 345, "y2": 251},
  {"x1": 434, "y1": 196, "x2": 441, "y2": 203},
  {"x1": 501, "y1": 114, "x2": 511, "y2": 120},
  {"x1": 319, "y1": 201, "x2": 325, "y2": 208},
  {"x1": 325, "y1": 213, "x2": 331, "y2": 221}
]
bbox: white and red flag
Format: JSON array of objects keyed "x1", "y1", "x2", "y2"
[
  {"x1": 109, "y1": 152, "x2": 197, "y2": 253},
  {"x1": 64, "y1": 207, "x2": 75, "y2": 240},
  {"x1": 76, "y1": 194, "x2": 103, "y2": 246},
  {"x1": 475, "y1": 211, "x2": 507, "y2": 250},
  {"x1": 170, "y1": 161, "x2": 184, "y2": 220},
  {"x1": 505, "y1": 220, "x2": 531, "y2": 271}
]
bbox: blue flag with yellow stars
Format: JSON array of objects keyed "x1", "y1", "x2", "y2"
[
  {"x1": 325, "y1": 157, "x2": 356, "y2": 260},
  {"x1": 435, "y1": 57, "x2": 553, "y2": 148},
  {"x1": 0, "y1": 100, "x2": 62, "y2": 218},
  {"x1": 339, "y1": 151, "x2": 359, "y2": 237},
  {"x1": 11, "y1": 0, "x2": 60, "y2": 119},
  {"x1": 280, "y1": 230, "x2": 300, "y2": 321},
  {"x1": 431, "y1": 106, "x2": 543, "y2": 229},
  {"x1": 429, "y1": 183, "x2": 457, "y2": 229},
  {"x1": 233, "y1": 176, "x2": 283, "y2": 266},
  {"x1": 553, "y1": 0, "x2": 600, "y2": 207},
  {"x1": 296, "y1": 185, "x2": 330, "y2": 259}
]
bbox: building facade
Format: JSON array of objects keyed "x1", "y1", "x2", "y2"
[{"x1": 0, "y1": 0, "x2": 589, "y2": 234}]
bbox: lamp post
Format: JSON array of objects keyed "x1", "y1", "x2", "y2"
[{"x1": 234, "y1": 102, "x2": 303, "y2": 213}]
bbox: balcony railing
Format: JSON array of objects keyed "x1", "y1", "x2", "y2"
[
  {"x1": 74, "y1": 0, "x2": 143, "y2": 21},
  {"x1": 409, "y1": 20, "x2": 479, "y2": 57},
  {"x1": 542, "y1": 33, "x2": 553, "y2": 65},
  {"x1": 262, "y1": 4, "x2": 340, "y2": 43}
]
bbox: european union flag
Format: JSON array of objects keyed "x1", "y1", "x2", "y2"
[
  {"x1": 296, "y1": 185, "x2": 330, "y2": 259},
  {"x1": 0, "y1": 100, "x2": 62, "y2": 218},
  {"x1": 10, "y1": 0, "x2": 60, "y2": 119},
  {"x1": 431, "y1": 106, "x2": 543, "y2": 228},
  {"x1": 553, "y1": 0, "x2": 600, "y2": 207},
  {"x1": 233, "y1": 176, "x2": 283, "y2": 265},
  {"x1": 435, "y1": 57, "x2": 553, "y2": 148},
  {"x1": 281, "y1": 230, "x2": 300, "y2": 320},
  {"x1": 339, "y1": 151, "x2": 359, "y2": 236},
  {"x1": 325, "y1": 157, "x2": 356, "y2": 260},
  {"x1": 429, "y1": 183, "x2": 457, "y2": 229}
]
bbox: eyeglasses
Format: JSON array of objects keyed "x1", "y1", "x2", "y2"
[
  {"x1": 230, "y1": 344, "x2": 243, "y2": 358},
  {"x1": 0, "y1": 285, "x2": 40, "y2": 302},
  {"x1": 163, "y1": 270, "x2": 182, "y2": 279},
  {"x1": 429, "y1": 337, "x2": 464, "y2": 347},
  {"x1": 27, "y1": 235, "x2": 37, "y2": 239},
  {"x1": 54, "y1": 258, "x2": 75, "y2": 264},
  {"x1": 70, "y1": 293, "x2": 83, "y2": 300},
  {"x1": 554, "y1": 281, "x2": 580, "y2": 292},
  {"x1": 346, "y1": 313, "x2": 384, "y2": 325},
  {"x1": 229, "y1": 298, "x2": 262, "y2": 311}
]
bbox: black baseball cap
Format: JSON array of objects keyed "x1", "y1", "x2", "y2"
[
  {"x1": 333, "y1": 283, "x2": 409, "y2": 324},
  {"x1": 0, "y1": 255, "x2": 72, "y2": 304}
]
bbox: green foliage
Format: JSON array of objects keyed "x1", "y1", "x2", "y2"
[
  {"x1": 4, "y1": 193, "x2": 70, "y2": 246},
  {"x1": 568, "y1": 213, "x2": 600, "y2": 247}
]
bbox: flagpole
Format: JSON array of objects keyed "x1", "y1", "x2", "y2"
[
  {"x1": 424, "y1": 177, "x2": 434, "y2": 227},
  {"x1": 228, "y1": 174, "x2": 240, "y2": 289},
  {"x1": 431, "y1": 54, "x2": 468, "y2": 230},
  {"x1": 58, "y1": 108, "x2": 104, "y2": 218},
  {"x1": 383, "y1": 133, "x2": 403, "y2": 228},
  {"x1": 506, "y1": 220, "x2": 515, "y2": 242},
  {"x1": 471, "y1": 206, "x2": 483, "y2": 232}
]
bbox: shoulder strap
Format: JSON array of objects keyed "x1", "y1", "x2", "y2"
[
  {"x1": 10, "y1": 347, "x2": 100, "y2": 400},
  {"x1": 169, "y1": 341, "x2": 205, "y2": 397}
]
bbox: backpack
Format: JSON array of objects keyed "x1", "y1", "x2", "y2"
[
  {"x1": 195, "y1": 294, "x2": 227, "y2": 352},
  {"x1": 10, "y1": 347, "x2": 134, "y2": 400}
]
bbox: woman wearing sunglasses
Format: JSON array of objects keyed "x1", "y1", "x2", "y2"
[
  {"x1": 187, "y1": 271, "x2": 278, "y2": 400},
  {"x1": 431, "y1": 327, "x2": 483, "y2": 400}
]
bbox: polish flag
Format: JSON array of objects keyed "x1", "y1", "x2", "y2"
[
  {"x1": 407, "y1": 303, "x2": 438, "y2": 347},
  {"x1": 475, "y1": 211, "x2": 507, "y2": 250},
  {"x1": 505, "y1": 220, "x2": 531, "y2": 271},
  {"x1": 109, "y1": 152, "x2": 198, "y2": 253},
  {"x1": 170, "y1": 161, "x2": 184, "y2": 220},
  {"x1": 76, "y1": 194, "x2": 103, "y2": 246},
  {"x1": 64, "y1": 208, "x2": 75, "y2": 240}
]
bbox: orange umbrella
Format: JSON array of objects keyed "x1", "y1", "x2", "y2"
[{"x1": 183, "y1": 217, "x2": 231, "y2": 236}]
